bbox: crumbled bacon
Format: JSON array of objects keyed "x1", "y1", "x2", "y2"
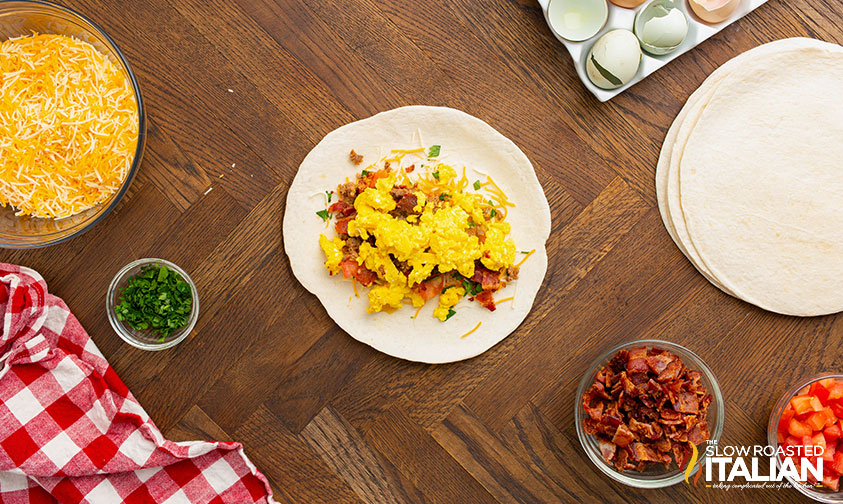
[
  {"x1": 471, "y1": 265, "x2": 503, "y2": 291},
  {"x1": 581, "y1": 346, "x2": 711, "y2": 473},
  {"x1": 474, "y1": 290, "x2": 496, "y2": 311},
  {"x1": 349, "y1": 149, "x2": 363, "y2": 165}
]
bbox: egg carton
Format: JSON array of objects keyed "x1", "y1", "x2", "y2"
[{"x1": 537, "y1": 0, "x2": 771, "y2": 102}]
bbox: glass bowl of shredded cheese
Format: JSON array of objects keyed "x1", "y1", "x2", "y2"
[{"x1": 0, "y1": 1, "x2": 145, "y2": 248}]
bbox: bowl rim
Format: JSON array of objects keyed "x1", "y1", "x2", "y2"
[
  {"x1": 574, "y1": 338, "x2": 725, "y2": 488},
  {"x1": 767, "y1": 373, "x2": 843, "y2": 503},
  {"x1": 0, "y1": 0, "x2": 146, "y2": 248},
  {"x1": 106, "y1": 258, "x2": 199, "y2": 351}
]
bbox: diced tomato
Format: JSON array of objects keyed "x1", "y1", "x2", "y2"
[
  {"x1": 813, "y1": 433, "x2": 827, "y2": 454},
  {"x1": 822, "y1": 474, "x2": 840, "y2": 491},
  {"x1": 828, "y1": 382, "x2": 843, "y2": 401},
  {"x1": 789, "y1": 418, "x2": 813, "y2": 438},
  {"x1": 825, "y1": 423, "x2": 842, "y2": 442},
  {"x1": 777, "y1": 431, "x2": 786, "y2": 444},
  {"x1": 824, "y1": 443, "x2": 837, "y2": 463},
  {"x1": 779, "y1": 408, "x2": 796, "y2": 435},
  {"x1": 354, "y1": 266, "x2": 377, "y2": 286},
  {"x1": 811, "y1": 381, "x2": 832, "y2": 405},
  {"x1": 340, "y1": 260, "x2": 377, "y2": 286},
  {"x1": 807, "y1": 408, "x2": 837, "y2": 431},
  {"x1": 785, "y1": 435, "x2": 802, "y2": 449},
  {"x1": 340, "y1": 260, "x2": 358, "y2": 280},
  {"x1": 830, "y1": 401, "x2": 843, "y2": 419},
  {"x1": 823, "y1": 440, "x2": 837, "y2": 462},
  {"x1": 832, "y1": 451, "x2": 843, "y2": 475},
  {"x1": 791, "y1": 395, "x2": 824, "y2": 415},
  {"x1": 362, "y1": 168, "x2": 391, "y2": 188},
  {"x1": 416, "y1": 276, "x2": 444, "y2": 301}
]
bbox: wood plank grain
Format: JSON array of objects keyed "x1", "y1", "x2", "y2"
[
  {"x1": 301, "y1": 407, "x2": 426, "y2": 504},
  {"x1": 136, "y1": 116, "x2": 212, "y2": 212},
  {"x1": 235, "y1": 405, "x2": 361, "y2": 504},
  {"x1": 432, "y1": 403, "x2": 567, "y2": 503},
  {"x1": 258, "y1": 326, "x2": 373, "y2": 434},
  {"x1": 196, "y1": 299, "x2": 345, "y2": 434},
  {"x1": 365, "y1": 405, "x2": 498, "y2": 504}
]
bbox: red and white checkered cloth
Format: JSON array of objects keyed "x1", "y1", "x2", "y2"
[{"x1": 0, "y1": 264, "x2": 277, "y2": 503}]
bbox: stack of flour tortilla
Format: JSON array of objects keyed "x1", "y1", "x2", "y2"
[{"x1": 656, "y1": 38, "x2": 843, "y2": 317}]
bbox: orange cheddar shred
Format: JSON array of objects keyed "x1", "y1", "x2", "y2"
[{"x1": 0, "y1": 34, "x2": 138, "y2": 218}]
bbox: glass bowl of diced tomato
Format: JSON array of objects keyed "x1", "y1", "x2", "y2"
[{"x1": 768, "y1": 374, "x2": 843, "y2": 502}]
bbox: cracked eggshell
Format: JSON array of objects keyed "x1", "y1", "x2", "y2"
[
  {"x1": 609, "y1": 0, "x2": 646, "y2": 7},
  {"x1": 689, "y1": 0, "x2": 740, "y2": 24},
  {"x1": 635, "y1": 1, "x2": 688, "y2": 55},
  {"x1": 586, "y1": 29, "x2": 642, "y2": 90}
]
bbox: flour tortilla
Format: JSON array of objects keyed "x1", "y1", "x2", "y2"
[
  {"x1": 664, "y1": 39, "x2": 843, "y2": 316},
  {"x1": 656, "y1": 39, "x2": 828, "y2": 297},
  {"x1": 283, "y1": 106, "x2": 551, "y2": 363}
]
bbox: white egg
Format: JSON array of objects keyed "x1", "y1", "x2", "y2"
[
  {"x1": 586, "y1": 29, "x2": 642, "y2": 90},
  {"x1": 640, "y1": 5, "x2": 688, "y2": 50}
]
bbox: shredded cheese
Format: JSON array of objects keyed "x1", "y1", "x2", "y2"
[
  {"x1": 494, "y1": 296, "x2": 514, "y2": 306},
  {"x1": 515, "y1": 249, "x2": 536, "y2": 268},
  {"x1": 0, "y1": 34, "x2": 138, "y2": 218},
  {"x1": 461, "y1": 321, "x2": 482, "y2": 338}
]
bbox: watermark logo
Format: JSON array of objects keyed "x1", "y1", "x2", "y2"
[{"x1": 685, "y1": 440, "x2": 825, "y2": 490}]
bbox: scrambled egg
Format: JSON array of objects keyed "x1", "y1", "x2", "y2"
[
  {"x1": 319, "y1": 235, "x2": 345, "y2": 275},
  {"x1": 321, "y1": 163, "x2": 517, "y2": 320},
  {"x1": 433, "y1": 286, "x2": 465, "y2": 321}
]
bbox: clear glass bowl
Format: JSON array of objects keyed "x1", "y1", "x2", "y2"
[
  {"x1": 0, "y1": 1, "x2": 146, "y2": 248},
  {"x1": 107, "y1": 259, "x2": 199, "y2": 351},
  {"x1": 575, "y1": 339, "x2": 725, "y2": 488},
  {"x1": 767, "y1": 374, "x2": 843, "y2": 503}
]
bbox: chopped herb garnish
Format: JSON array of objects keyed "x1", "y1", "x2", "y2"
[
  {"x1": 461, "y1": 278, "x2": 482, "y2": 296},
  {"x1": 445, "y1": 307, "x2": 456, "y2": 320},
  {"x1": 326, "y1": 190, "x2": 333, "y2": 203},
  {"x1": 490, "y1": 209, "x2": 497, "y2": 218},
  {"x1": 428, "y1": 145, "x2": 441, "y2": 157},
  {"x1": 467, "y1": 221, "x2": 475, "y2": 227},
  {"x1": 432, "y1": 171, "x2": 440, "y2": 180},
  {"x1": 521, "y1": 250, "x2": 530, "y2": 254},
  {"x1": 114, "y1": 264, "x2": 192, "y2": 341},
  {"x1": 316, "y1": 209, "x2": 332, "y2": 222},
  {"x1": 439, "y1": 193, "x2": 451, "y2": 201},
  {"x1": 361, "y1": 169, "x2": 369, "y2": 176},
  {"x1": 473, "y1": 180, "x2": 482, "y2": 191}
]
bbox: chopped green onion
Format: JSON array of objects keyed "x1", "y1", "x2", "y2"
[
  {"x1": 114, "y1": 264, "x2": 192, "y2": 340},
  {"x1": 445, "y1": 307, "x2": 456, "y2": 320},
  {"x1": 316, "y1": 209, "x2": 332, "y2": 222},
  {"x1": 428, "y1": 145, "x2": 441, "y2": 157},
  {"x1": 432, "y1": 171, "x2": 439, "y2": 180},
  {"x1": 473, "y1": 180, "x2": 482, "y2": 191},
  {"x1": 361, "y1": 169, "x2": 369, "y2": 176},
  {"x1": 490, "y1": 209, "x2": 497, "y2": 218},
  {"x1": 439, "y1": 193, "x2": 451, "y2": 201},
  {"x1": 326, "y1": 190, "x2": 333, "y2": 203}
]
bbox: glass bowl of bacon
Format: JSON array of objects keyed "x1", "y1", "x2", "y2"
[
  {"x1": 767, "y1": 374, "x2": 843, "y2": 503},
  {"x1": 0, "y1": 1, "x2": 145, "y2": 248},
  {"x1": 575, "y1": 339, "x2": 725, "y2": 488}
]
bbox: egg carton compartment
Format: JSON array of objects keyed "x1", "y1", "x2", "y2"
[{"x1": 538, "y1": 0, "x2": 771, "y2": 102}]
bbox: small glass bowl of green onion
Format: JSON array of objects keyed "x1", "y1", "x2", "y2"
[{"x1": 107, "y1": 258, "x2": 199, "y2": 350}]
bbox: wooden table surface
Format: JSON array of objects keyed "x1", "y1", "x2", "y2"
[{"x1": 6, "y1": 0, "x2": 843, "y2": 502}]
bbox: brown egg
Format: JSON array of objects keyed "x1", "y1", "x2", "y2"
[
  {"x1": 688, "y1": 0, "x2": 741, "y2": 24},
  {"x1": 609, "y1": 0, "x2": 647, "y2": 6}
]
